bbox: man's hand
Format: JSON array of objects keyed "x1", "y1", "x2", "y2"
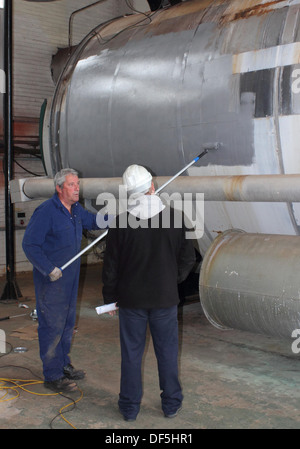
[{"x1": 49, "y1": 267, "x2": 62, "y2": 282}]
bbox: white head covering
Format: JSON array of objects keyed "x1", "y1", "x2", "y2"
[
  {"x1": 122, "y1": 164, "x2": 152, "y2": 195},
  {"x1": 122, "y1": 164, "x2": 165, "y2": 219}
]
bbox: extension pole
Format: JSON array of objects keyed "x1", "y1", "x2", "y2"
[
  {"x1": 60, "y1": 229, "x2": 109, "y2": 271},
  {"x1": 155, "y1": 150, "x2": 207, "y2": 194},
  {"x1": 60, "y1": 151, "x2": 209, "y2": 271}
]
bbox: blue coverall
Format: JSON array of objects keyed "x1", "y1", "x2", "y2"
[{"x1": 22, "y1": 193, "x2": 100, "y2": 381}]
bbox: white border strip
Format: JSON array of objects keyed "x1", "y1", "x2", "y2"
[{"x1": 233, "y1": 42, "x2": 300, "y2": 74}]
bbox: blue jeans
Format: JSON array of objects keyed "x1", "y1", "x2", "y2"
[{"x1": 118, "y1": 306, "x2": 183, "y2": 419}]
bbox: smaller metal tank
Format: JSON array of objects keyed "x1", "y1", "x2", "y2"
[{"x1": 199, "y1": 230, "x2": 300, "y2": 339}]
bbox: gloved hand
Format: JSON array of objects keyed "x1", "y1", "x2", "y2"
[{"x1": 49, "y1": 267, "x2": 62, "y2": 282}]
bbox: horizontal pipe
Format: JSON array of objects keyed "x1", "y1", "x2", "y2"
[
  {"x1": 16, "y1": 174, "x2": 300, "y2": 203},
  {"x1": 155, "y1": 174, "x2": 300, "y2": 203}
]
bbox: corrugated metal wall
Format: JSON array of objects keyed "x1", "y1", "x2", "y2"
[{"x1": 13, "y1": 0, "x2": 130, "y2": 118}]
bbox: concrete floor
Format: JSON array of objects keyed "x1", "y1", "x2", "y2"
[{"x1": 0, "y1": 263, "x2": 299, "y2": 431}]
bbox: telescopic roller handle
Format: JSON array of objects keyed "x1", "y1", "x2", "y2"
[{"x1": 155, "y1": 150, "x2": 208, "y2": 194}]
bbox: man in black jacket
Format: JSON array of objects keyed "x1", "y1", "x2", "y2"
[{"x1": 102, "y1": 164, "x2": 195, "y2": 422}]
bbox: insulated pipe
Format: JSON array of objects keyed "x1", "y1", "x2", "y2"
[
  {"x1": 199, "y1": 230, "x2": 300, "y2": 339},
  {"x1": 19, "y1": 174, "x2": 300, "y2": 203}
]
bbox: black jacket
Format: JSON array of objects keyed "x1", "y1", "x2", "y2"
[{"x1": 102, "y1": 205, "x2": 195, "y2": 309}]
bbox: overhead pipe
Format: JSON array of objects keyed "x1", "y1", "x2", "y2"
[{"x1": 11, "y1": 173, "x2": 300, "y2": 203}]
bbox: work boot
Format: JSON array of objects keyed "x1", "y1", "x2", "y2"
[
  {"x1": 44, "y1": 376, "x2": 77, "y2": 393},
  {"x1": 164, "y1": 406, "x2": 182, "y2": 418},
  {"x1": 63, "y1": 363, "x2": 85, "y2": 380}
]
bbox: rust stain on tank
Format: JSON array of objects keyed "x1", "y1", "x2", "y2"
[
  {"x1": 93, "y1": 0, "x2": 289, "y2": 44},
  {"x1": 220, "y1": 0, "x2": 287, "y2": 24}
]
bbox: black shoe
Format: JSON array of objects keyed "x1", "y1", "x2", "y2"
[
  {"x1": 119, "y1": 407, "x2": 137, "y2": 422},
  {"x1": 63, "y1": 363, "x2": 85, "y2": 380},
  {"x1": 164, "y1": 406, "x2": 182, "y2": 418},
  {"x1": 44, "y1": 376, "x2": 78, "y2": 393},
  {"x1": 124, "y1": 417, "x2": 136, "y2": 422}
]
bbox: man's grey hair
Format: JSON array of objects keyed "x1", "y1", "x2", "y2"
[{"x1": 54, "y1": 168, "x2": 78, "y2": 188}]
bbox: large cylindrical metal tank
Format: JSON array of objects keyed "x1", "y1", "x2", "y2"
[
  {"x1": 199, "y1": 230, "x2": 300, "y2": 338},
  {"x1": 43, "y1": 0, "x2": 300, "y2": 256}
]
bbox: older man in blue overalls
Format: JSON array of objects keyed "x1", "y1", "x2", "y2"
[{"x1": 23, "y1": 168, "x2": 107, "y2": 393}]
